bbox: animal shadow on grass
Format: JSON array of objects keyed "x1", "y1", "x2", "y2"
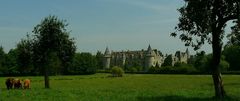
[{"x1": 137, "y1": 95, "x2": 236, "y2": 101}]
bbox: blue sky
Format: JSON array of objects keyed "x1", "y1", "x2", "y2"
[{"x1": 0, "y1": 0, "x2": 214, "y2": 54}]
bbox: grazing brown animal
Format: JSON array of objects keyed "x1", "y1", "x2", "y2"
[
  {"x1": 5, "y1": 78, "x2": 14, "y2": 90},
  {"x1": 13, "y1": 78, "x2": 22, "y2": 89},
  {"x1": 23, "y1": 79, "x2": 31, "y2": 89}
]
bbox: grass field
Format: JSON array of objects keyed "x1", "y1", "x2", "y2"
[{"x1": 0, "y1": 74, "x2": 239, "y2": 101}]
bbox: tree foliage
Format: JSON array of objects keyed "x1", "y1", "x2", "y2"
[
  {"x1": 16, "y1": 35, "x2": 34, "y2": 74},
  {"x1": 172, "y1": 0, "x2": 240, "y2": 98},
  {"x1": 32, "y1": 15, "x2": 76, "y2": 88},
  {"x1": 0, "y1": 46, "x2": 7, "y2": 75},
  {"x1": 172, "y1": 0, "x2": 240, "y2": 50},
  {"x1": 69, "y1": 52, "x2": 97, "y2": 74},
  {"x1": 95, "y1": 51, "x2": 104, "y2": 69},
  {"x1": 162, "y1": 55, "x2": 173, "y2": 66},
  {"x1": 226, "y1": 23, "x2": 240, "y2": 46},
  {"x1": 223, "y1": 45, "x2": 240, "y2": 70}
]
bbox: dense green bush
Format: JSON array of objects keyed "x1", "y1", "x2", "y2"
[
  {"x1": 128, "y1": 67, "x2": 138, "y2": 73},
  {"x1": 223, "y1": 45, "x2": 240, "y2": 70},
  {"x1": 219, "y1": 60, "x2": 230, "y2": 71},
  {"x1": 193, "y1": 53, "x2": 230, "y2": 73},
  {"x1": 174, "y1": 63, "x2": 198, "y2": 73},
  {"x1": 111, "y1": 66, "x2": 124, "y2": 77},
  {"x1": 148, "y1": 63, "x2": 198, "y2": 74},
  {"x1": 69, "y1": 52, "x2": 97, "y2": 75},
  {"x1": 148, "y1": 66, "x2": 160, "y2": 73},
  {"x1": 124, "y1": 66, "x2": 143, "y2": 73}
]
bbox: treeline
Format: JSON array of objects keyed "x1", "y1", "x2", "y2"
[
  {"x1": 0, "y1": 46, "x2": 104, "y2": 76},
  {"x1": 0, "y1": 44, "x2": 240, "y2": 76},
  {"x1": 148, "y1": 51, "x2": 232, "y2": 74}
]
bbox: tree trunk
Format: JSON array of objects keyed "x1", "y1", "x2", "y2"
[
  {"x1": 212, "y1": 32, "x2": 226, "y2": 98},
  {"x1": 44, "y1": 64, "x2": 50, "y2": 88}
]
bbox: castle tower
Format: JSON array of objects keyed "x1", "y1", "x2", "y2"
[
  {"x1": 185, "y1": 48, "x2": 190, "y2": 63},
  {"x1": 145, "y1": 45, "x2": 155, "y2": 71},
  {"x1": 103, "y1": 47, "x2": 111, "y2": 69},
  {"x1": 170, "y1": 54, "x2": 177, "y2": 66},
  {"x1": 121, "y1": 52, "x2": 126, "y2": 67},
  {"x1": 186, "y1": 48, "x2": 190, "y2": 59}
]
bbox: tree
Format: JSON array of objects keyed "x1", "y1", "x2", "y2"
[
  {"x1": 0, "y1": 46, "x2": 6, "y2": 75},
  {"x1": 162, "y1": 55, "x2": 173, "y2": 66},
  {"x1": 95, "y1": 51, "x2": 104, "y2": 69},
  {"x1": 224, "y1": 21, "x2": 240, "y2": 71},
  {"x1": 16, "y1": 35, "x2": 34, "y2": 74},
  {"x1": 193, "y1": 51, "x2": 209, "y2": 72},
  {"x1": 171, "y1": 0, "x2": 240, "y2": 98},
  {"x1": 32, "y1": 15, "x2": 76, "y2": 88},
  {"x1": 70, "y1": 52, "x2": 97, "y2": 74},
  {"x1": 194, "y1": 53, "x2": 229, "y2": 72},
  {"x1": 5, "y1": 49, "x2": 18, "y2": 75},
  {"x1": 226, "y1": 23, "x2": 240, "y2": 46},
  {"x1": 223, "y1": 45, "x2": 240, "y2": 70}
]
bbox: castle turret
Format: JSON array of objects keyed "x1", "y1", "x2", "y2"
[
  {"x1": 103, "y1": 47, "x2": 111, "y2": 69},
  {"x1": 186, "y1": 48, "x2": 190, "y2": 59},
  {"x1": 145, "y1": 45, "x2": 155, "y2": 71},
  {"x1": 121, "y1": 52, "x2": 126, "y2": 67}
]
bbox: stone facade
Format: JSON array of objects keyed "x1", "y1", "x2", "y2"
[
  {"x1": 103, "y1": 45, "x2": 190, "y2": 71},
  {"x1": 103, "y1": 45, "x2": 164, "y2": 71},
  {"x1": 169, "y1": 48, "x2": 190, "y2": 66}
]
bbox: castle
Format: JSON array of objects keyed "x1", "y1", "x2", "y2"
[{"x1": 103, "y1": 45, "x2": 190, "y2": 71}]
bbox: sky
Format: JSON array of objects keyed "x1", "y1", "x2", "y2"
[{"x1": 0, "y1": 0, "x2": 216, "y2": 55}]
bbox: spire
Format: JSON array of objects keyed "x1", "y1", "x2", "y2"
[
  {"x1": 147, "y1": 44, "x2": 152, "y2": 53},
  {"x1": 103, "y1": 47, "x2": 111, "y2": 69},
  {"x1": 146, "y1": 44, "x2": 154, "y2": 56},
  {"x1": 104, "y1": 47, "x2": 110, "y2": 55}
]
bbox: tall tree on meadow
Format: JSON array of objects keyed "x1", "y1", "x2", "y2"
[
  {"x1": 32, "y1": 15, "x2": 76, "y2": 88},
  {"x1": 171, "y1": 0, "x2": 240, "y2": 98}
]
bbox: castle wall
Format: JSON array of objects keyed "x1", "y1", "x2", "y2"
[
  {"x1": 103, "y1": 56, "x2": 111, "y2": 69},
  {"x1": 107, "y1": 49, "x2": 163, "y2": 71},
  {"x1": 145, "y1": 56, "x2": 155, "y2": 70},
  {"x1": 103, "y1": 46, "x2": 189, "y2": 71}
]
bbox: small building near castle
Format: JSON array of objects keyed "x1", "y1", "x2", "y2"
[{"x1": 168, "y1": 48, "x2": 190, "y2": 66}]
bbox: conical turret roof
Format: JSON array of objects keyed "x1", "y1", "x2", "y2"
[
  {"x1": 147, "y1": 44, "x2": 152, "y2": 52},
  {"x1": 146, "y1": 44, "x2": 154, "y2": 56},
  {"x1": 104, "y1": 47, "x2": 110, "y2": 55}
]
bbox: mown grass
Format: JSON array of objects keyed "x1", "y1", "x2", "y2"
[{"x1": 0, "y1": 74, "x2": 239, "y2": 101}]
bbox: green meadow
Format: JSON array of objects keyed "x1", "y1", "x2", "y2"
[{"x1": 0, "y1": 74, "x2": 239, "y2": 101}]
